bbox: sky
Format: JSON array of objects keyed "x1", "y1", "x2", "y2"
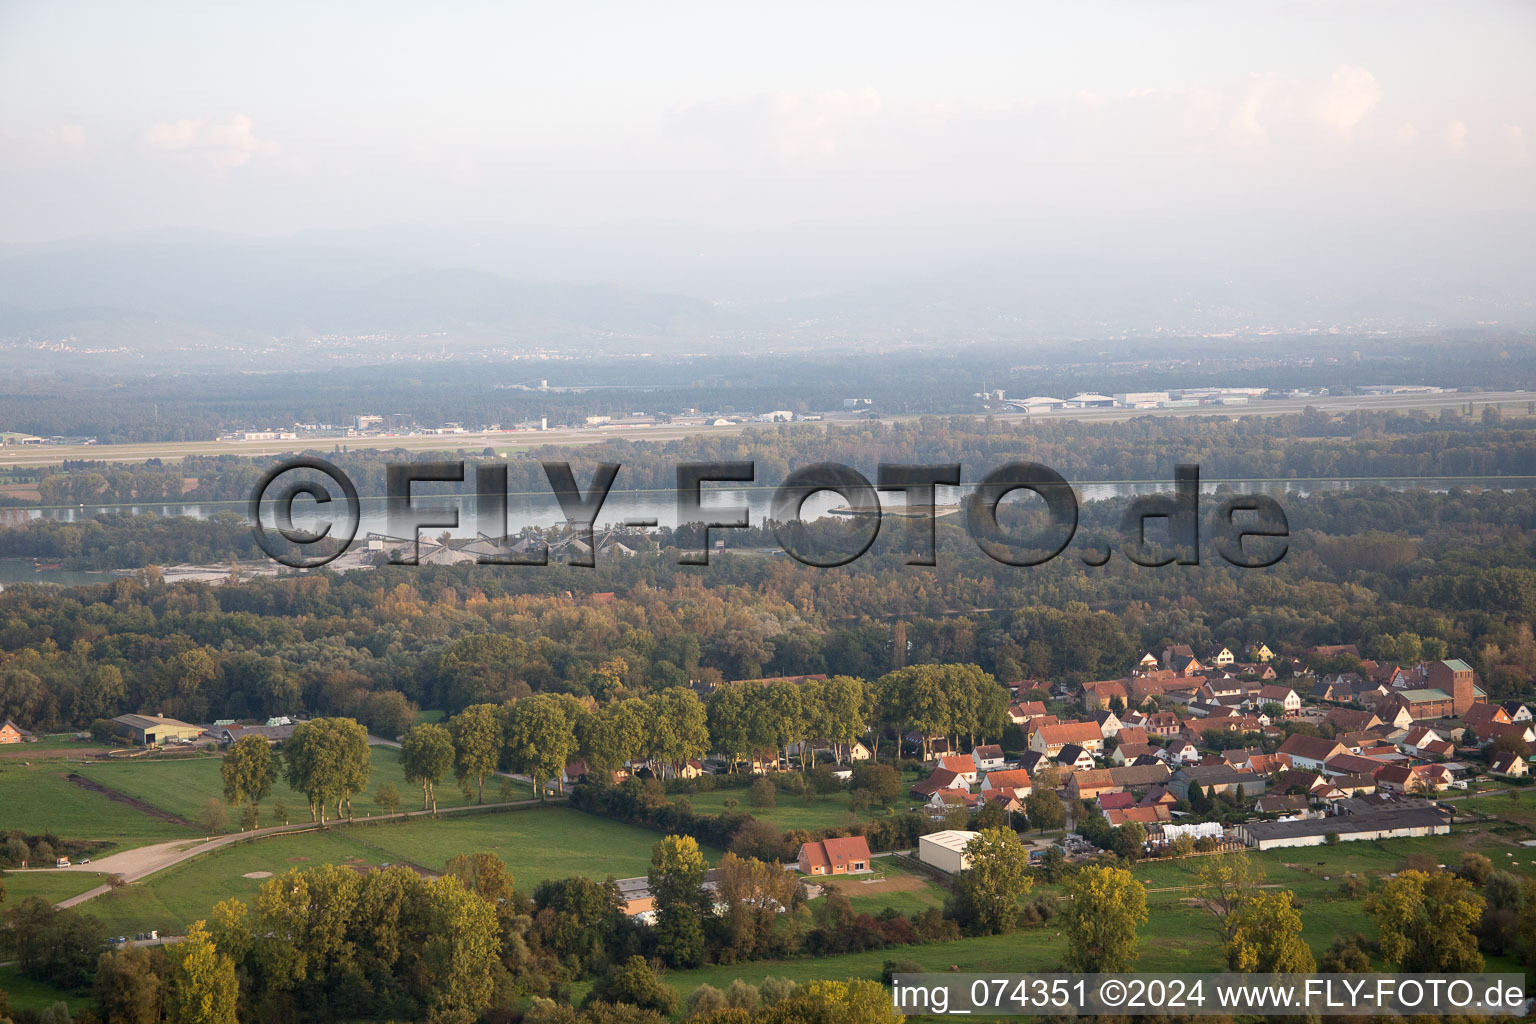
[{"x1": 1, "y1": 1, "x2": 1533, "y2": 242}]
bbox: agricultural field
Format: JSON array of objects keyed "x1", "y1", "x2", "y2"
[
  {"x1": 69, "y1": 744, "x2": 532, "y2": 829},
  {"x1": 350, "y1": 806, "x2": 714, "y2": 888},
  {"x1": 0, "y1": 759, "x2": 198, "y2": 851},
  {"x1": 0, "y1": 732, "x2": 110, "y2": 758}
]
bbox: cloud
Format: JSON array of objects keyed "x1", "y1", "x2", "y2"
[
  {"x1": 142, "y1": 114, "x2": 279, "y2": 168},
  {"x1": 1447, "y1": 119, "x2": 1468, "y2": 154},
  {"x1": 1394, "y1": 122, "x2": 1420, "y2": 144},
  {"x1": 673, "y1": 89, "x2": 883, "y2": 164},
  {"x1": 36, "y1": 124, "x2": 87, "y2": 150},
  {"x1": 1318, "y1": 65, "x2": 1380, "y2": 132}
]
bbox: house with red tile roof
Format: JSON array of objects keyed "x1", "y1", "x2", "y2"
[{"x1": 797, "y1": 836, "x2": 872, "y2": 875}]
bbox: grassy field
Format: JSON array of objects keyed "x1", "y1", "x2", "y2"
[
  {"x1": 685, "y1": 789, "x2": 874, "y2": 832},
  {"x1": 0, "y1": 963, "x2": 88, "y2": 1016},
  {"x1": 70, "y1": 745, "x2": 532, "y2": 829},
  {"x1": 76, "y1": 829, "x2": 389, "y2": 937},
  {"x1": 63, "y1": 807, "x2": 706, "y2": 936},
  {"x1": 0, "y1": 760, "x2": 198, "y2": 850},
  {"x1": 0, "y1": 732, "x2": 110, "y2": 756},
  {"x1": 350, "y1": 806, "x2": 715, "y2": 887},
  {"x1": 0, "y1": 867, "x2": 111, "y2": 905}
]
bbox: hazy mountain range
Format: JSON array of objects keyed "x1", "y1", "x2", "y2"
[{"x1": 2, "y1": 209, "x2": 1532, "y2": 367}]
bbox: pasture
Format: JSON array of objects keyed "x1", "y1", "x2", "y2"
[{"x1": 69, "y1": 744, "x2": 532, "y2": 829}]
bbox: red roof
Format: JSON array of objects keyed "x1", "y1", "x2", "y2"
[{"x1": 798, "y1": 835, "x2": 872, "y2": 871}]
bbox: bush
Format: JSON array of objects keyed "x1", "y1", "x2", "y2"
[
  {"x1": 759, "y1": 977, "x2": 799, "y2": 1006},
  {"x1": 684, "y1": 984, "x2": 726, "y2": 1020},
  {"x1": 881, "y1": 959, "x2": 922, "y2": 985},
  {"x1": 748, "y1": 777, "x2": 777, "y2": 808},
  {"x1": 723, "y1": 980, "x2": 760, "y2": 1011}
]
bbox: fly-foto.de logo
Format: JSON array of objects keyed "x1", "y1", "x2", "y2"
[{"x1": 248, "y1": 458, "x2": 1289, "y2": 570}]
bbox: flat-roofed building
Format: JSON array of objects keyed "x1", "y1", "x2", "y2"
[{"x1": 918, "y1": 829, "x2": 980, "y2": 874}]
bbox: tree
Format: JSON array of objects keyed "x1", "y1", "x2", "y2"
[
  {"x1": 503, "y1": 693, "x2": 579, "y2": 798},
  {"x1": 375, "y1": 781, "x2": 401, "y2": 815},
  {"x1": 1061, "y1": 866, "x2": 1148, "y2": 972},
  {"x1": 197, "y1": 798, "x2": 228, "y2": 835},
  {"x1": 1110, "y1": 821, "x2": 1147, "y2": 862},
  {"x1": 713, "y1": 851, "x2": 799, "y2": 959},
  {"x1": 94, "y1": 945, "x2": 169, "y2": 1024},
  {"x1": 1224, "y1": 890, "x2": 1315, "y2": 973},
  {"x1": 221, "y1": 734, "x2": 278, "y2": 815},
  {"x1": 1193, "y1": 851, "x2": 1266, "y2": 946},
  {"x1": 649, "y1": 834, "x2": 708, "y2": 967},
  {"x1": 849, "y1": 761, "x2": 901, "y2": 806},
  {"x1": 282, "y1": 717, "x2": 372, "y2": 823},
  {"x1": 9, "y1": 897, "x2": 107, "y2": 989},
  {"x1": 401, "y1": 722, "x2": 454, "y2": 812},
  {"x1": 587, "y1": 955, "x2": 678, "y2": 1015},
  {"x1": 1367, "y1": 869, "x2": 1485, "y2": 971},
  {"x1": 749, "y1": 776, "x2": 777, "y2": 808},
  {"x1": 765, "y1": 979, "x2": 904, "y2": 1024},
  {"x1": 449, "y1": 703, "x2": 504, "y2": 804},
  {"x1": 1025, "y1": 787, "x2": 1064, "y2": 834},
  {"x1": 167, "y1": 919, "x2": 238, "y2": 1024},
  {"x1": 948, "y1": 828, "x2": 1033, "y2": 935},
  {"x1": 421, "y1": 874, "x2": 503, "y2": 1023}
]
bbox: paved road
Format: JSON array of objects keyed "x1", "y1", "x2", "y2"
[{"x1": 4, "y1": 390, "x2": 1529, "y2": 470}]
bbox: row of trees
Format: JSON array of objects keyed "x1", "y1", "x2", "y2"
[{"x1": 219, "y1": 719, "x2": 371, "y2": 825}]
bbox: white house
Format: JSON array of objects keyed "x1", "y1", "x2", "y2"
[{"x1": 971, "y1": 744, "x2": 1006, "y2": 772}]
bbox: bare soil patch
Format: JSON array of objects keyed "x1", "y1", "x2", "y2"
[
  {"x1": 820, "y1": 872, "x2": 929, "y2": 896},
  {"x1": 243, "y1": 871, "x2": 273, "y2": 879}
]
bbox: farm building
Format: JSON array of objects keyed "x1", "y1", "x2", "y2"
[
  {"x1": 918, "y1": 829, "x2": 979, "y2": 874},
  {"x1": 1236, "y1": 806, "x2": 1450, "y2": 850},
  {"x1": 111, "y1": 714, "x2": 203, "y2": 746}
]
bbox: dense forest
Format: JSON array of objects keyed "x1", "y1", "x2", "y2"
[{"x1": 1, "y1": 479, "x2": 1533, "y2": 733}]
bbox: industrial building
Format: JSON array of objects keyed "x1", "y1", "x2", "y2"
[{"x1": 918, "y1": 829, "x2": 979, "y2": 873}]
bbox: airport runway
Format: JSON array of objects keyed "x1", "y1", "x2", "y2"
[{"x1": 2, "y1": 389, "x2": 1528, "y2": 469}]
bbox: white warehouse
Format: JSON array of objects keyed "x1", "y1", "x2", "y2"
[{"x1": 918, "y1": 830, "x2": 979, "y2": 874}]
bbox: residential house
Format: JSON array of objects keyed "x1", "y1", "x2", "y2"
[
  {"x1": 1248, "y1": 642, "x2": 1275, "y2": 663},
  {"x1": 0, "y1": 720, "x2": 34, "y2": 744},
  {"x1": 1323, "y1": 752, "x2": 1388, "y2": 778},
  {"x1": 1462, "y1": 702, "x2": 1513, "y2": 733},
  {"x1": 1056, "y1": 743, "x2": 1096, "y2": 771},
  {"x1": 1111, "y1": 743, "x2": 1157, "y2": 766},
  {"x1": 979, "y1": 768, "x2": 1033, "y2": 800},
  {"x1": 1106, "y1": 805, "x2": 1170, "y2": 826},
  {"x1": 1066, "y1": 769, "x2": 1120, "y2": 802},
  {"x1": 1325, "y1": 707, "x2": 1383, "y2": 733},
  {"x1": 911, "y1": 768, "x2": 967, "y2": 799},
  {"x1": 1256, "y1": 685, "x2": 1301, "y2": 716},
  {"x1": 1081, "y1": 679, "x2": 1129, "y2": 711},
  {"x1": 1490, "y1": 752, "x2": 1529, "y2": 777},
  {"x1": 1093, "y1": 710, "x2": 1124, "y2": 737},
  {"x1": 1007, "y1": 700, "x2": 1048, "y2": 725},
  {"x1": 1170, "y1": 764, "x2": 1266, "y2": 800},
  {"x1": 1158, "y1": 737, "x2": 1200, "y2": 765},
  {"x1": 1254, "y1": 793, "x2": 1311, "y2": 817},
  {"x1": 1500, "y1": 701, "x2": 1532, "y2": 723},
  {"x1": 970, "y1": 744, "x2": 1006, "y2": 772},
  {"x1": 935, "y1": 755, "x2": 980, "y2": 786},
  {"x1": 1097, "y1": 791, "x2": 1135, "y2": 813},
  {"x1": 797, "y1": 836, "x2": 872, "y2": 876},
  {"x1": 1029, "y1": 721, "x2": 1103, "y2": 757},
  {"x1": 1276, "y1": 735, "x2": 1348, "y2": 771}
]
